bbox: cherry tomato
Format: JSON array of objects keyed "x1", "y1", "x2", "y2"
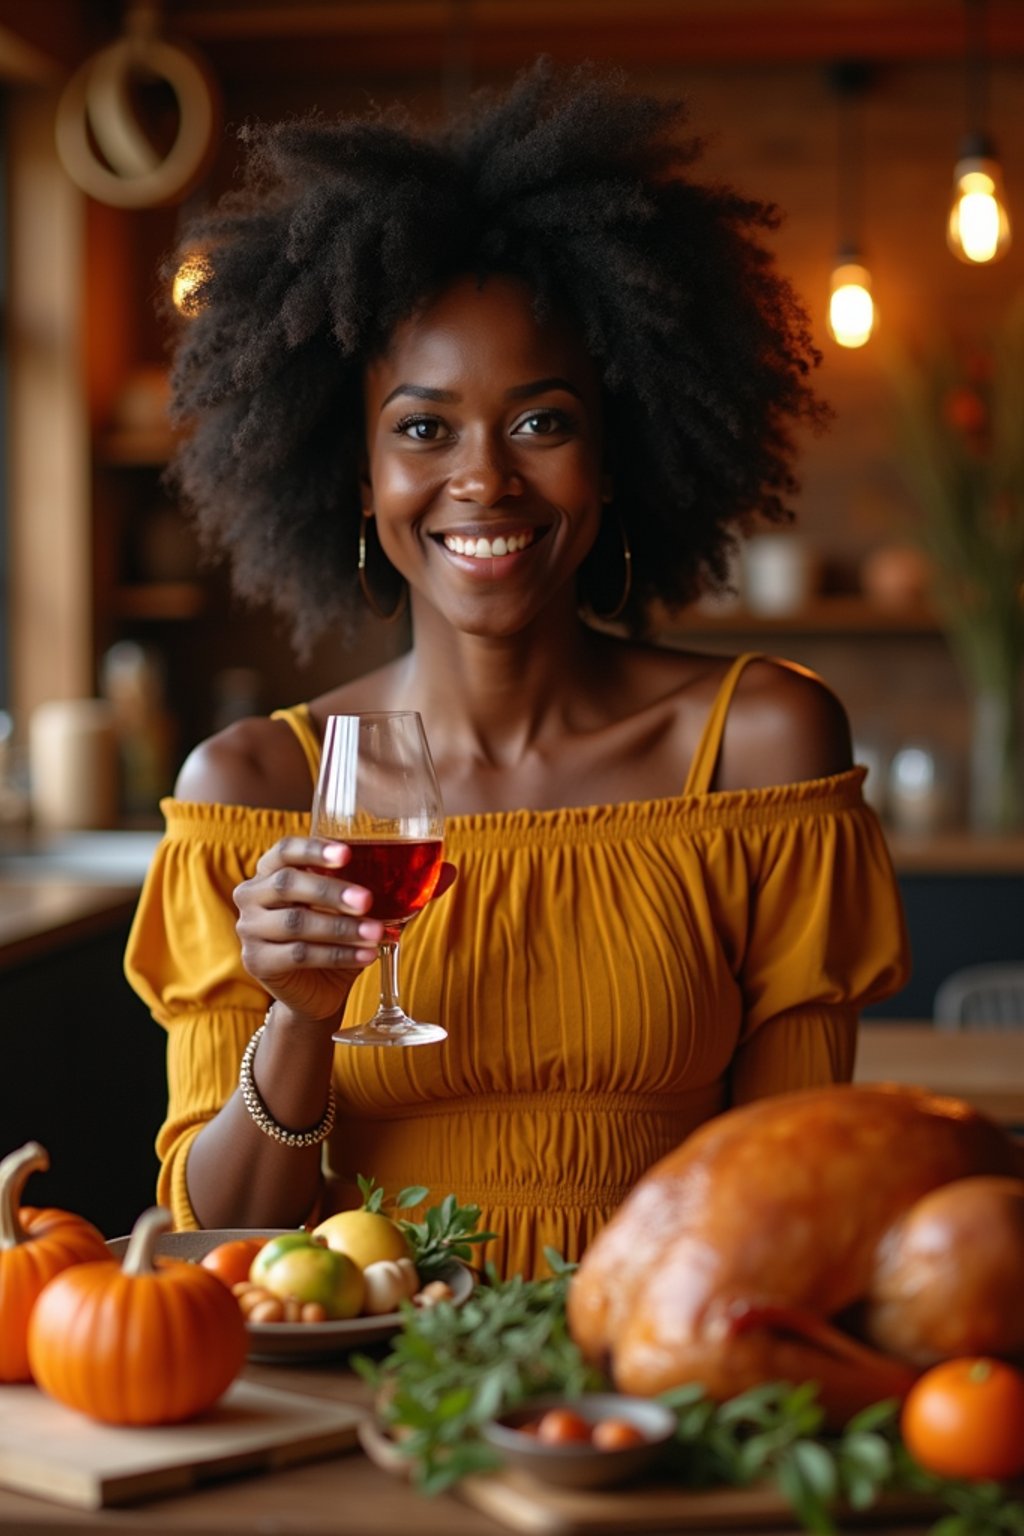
[
  {"x1": 591, "y1": 1418, "x2": 647, "y2": 1451},
  {"x1": 199, "y1": 1238, "x2": 269, "y2": 1290},
  {"x1": 535, "y1": 1407, "x2": 593, "y2": 1445},
  {"x1": 901, "y1": 1357, "x2": 1024, "y2": 1483}
]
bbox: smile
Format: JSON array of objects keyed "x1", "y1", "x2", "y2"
[{"x1": 441, "y1": 529, "x2": 538, "y2": 559}]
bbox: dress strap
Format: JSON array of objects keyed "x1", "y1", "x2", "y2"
[
  {"x1": 270, "y1": 704, "x2": 321, "y2": 787},
  {"x1": 683, "y1": 653, "x2": 764, "y2": 796}
]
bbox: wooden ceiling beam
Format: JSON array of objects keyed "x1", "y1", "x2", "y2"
[{"x1": 165, "y1": 2, "x2": 1024, "y2": 70}]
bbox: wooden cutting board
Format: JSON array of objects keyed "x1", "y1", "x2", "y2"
[
  {"x1": 0, "y1": 1379, "x2": 364, "y2": 1510},
  {"x1": 457, "y1": 1472, "x2": 940, "y2": 1534},
  {"x1": 357, "y1": 1418, "x2": 940, "y2": 1535}
]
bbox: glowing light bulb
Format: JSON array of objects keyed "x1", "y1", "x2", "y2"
[
  {"x1": 171, "y1": 249, "x2": 211, "y2": 315},
  {"x1": 947, "y1": 156, "x2": 1011, "y2": 263},
  {"x1": 828, "y1": 260, "x2": 874, "y2": 349}
]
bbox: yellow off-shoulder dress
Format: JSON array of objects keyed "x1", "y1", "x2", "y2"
[{"x1": 124, "y1": 655, "x2": 910, "y2": 1279}]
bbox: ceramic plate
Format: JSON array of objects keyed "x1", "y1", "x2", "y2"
[{"x1": 106, "y1": 1227, "x2": 474, "y2": 1363}]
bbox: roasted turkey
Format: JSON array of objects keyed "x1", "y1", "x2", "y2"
[{"x1": 567, "y1": 1084, "x2": 1024, "y2": 1425}]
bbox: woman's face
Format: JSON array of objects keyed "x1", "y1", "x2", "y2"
[{"x1": 362, "y1": 273, "x2": 607, "y2": 637}]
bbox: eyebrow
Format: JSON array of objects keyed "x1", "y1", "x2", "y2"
[{"x1": 380, "y1": 376, "x2": 584, "y2": 411}]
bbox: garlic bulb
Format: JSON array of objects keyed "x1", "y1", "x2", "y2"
[{"x1": 362, "y1": 1257, "x2": 421, "y2": 1315}]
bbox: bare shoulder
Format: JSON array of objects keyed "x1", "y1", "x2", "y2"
[
  {"x1": 716, "y1": 656, "x2": 854, "y2": 791},
  {"x1": 174, "y1": 715, "x2": 313, "y2": 810}
]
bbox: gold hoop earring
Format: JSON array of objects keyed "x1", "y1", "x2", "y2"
[
  {"x1": 358, "y1": 512, "x2": 408, "y2": 623},
  {"x1": 583, "y1": 516, "x2": 633, "y2": 622}
]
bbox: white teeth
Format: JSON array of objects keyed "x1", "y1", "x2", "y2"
[{"x1": 442, "y1": 529, "x2": 536, "y2": 559}]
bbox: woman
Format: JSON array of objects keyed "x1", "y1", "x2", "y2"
[{"x1": 125, "y1": 62, "x2": 910, "y2": 1277}]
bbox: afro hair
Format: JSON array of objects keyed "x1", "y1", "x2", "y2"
[{"x1": 166, "y1": 58, "x2": 826, "y2": 655}]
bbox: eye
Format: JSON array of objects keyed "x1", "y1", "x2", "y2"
[
  {"x1": 513, "y1": 408, "x2": 573, "y2": 438},
  {"x1": 393, "y1": 414, "x2": 451, "y2": 442}
]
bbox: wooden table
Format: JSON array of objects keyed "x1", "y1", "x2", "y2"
[
  {"x1": 0, "y1": 1359, "x2": 948, "y2": 1536},
  {"x1": 855, "y1": 1022, "x2": 1024, "y2": 1127},
  {"x1": 1, "y1": 1022, "x2": 1018, "y2": 1534}
]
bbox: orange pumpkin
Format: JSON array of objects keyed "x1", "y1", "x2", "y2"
[
  {"x1": 0, "y1": 1141, "x2": 110, "y2": 1383},
  {"x1": 28, "y1": 1206, "x2": 248, "y2": 1424}
]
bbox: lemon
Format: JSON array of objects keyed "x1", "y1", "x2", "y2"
[{"x1": 312, "y1": 1209, "x2": 411, "y2": 1270}]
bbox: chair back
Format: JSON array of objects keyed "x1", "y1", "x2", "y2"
[{"x1": 933, "y1": 963, "x2": 1024, "y2": 1030}]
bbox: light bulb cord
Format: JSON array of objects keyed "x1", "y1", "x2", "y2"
[
  {"x1": 964, "y1": 0, "x2": 990, "y2": 142},
  {"x1": 836, "y1": 89, "x2": 864, "y2": 252}
]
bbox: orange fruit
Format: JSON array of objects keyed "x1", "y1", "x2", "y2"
[
  {"x1": 901, "y1": 1357, "x2": 1024, "y2": 1483},
  {"x1": 199, "y1": 1238, "x2": 269, "y2": 1289}
]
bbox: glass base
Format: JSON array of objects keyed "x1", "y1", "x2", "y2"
[{"x1": 333, "y1": 1013, "x2": 447, "y2": 1047}]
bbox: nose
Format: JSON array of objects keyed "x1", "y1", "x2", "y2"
[{"x1": 447, "y1": 432, "x2": 523, "y2": 506}]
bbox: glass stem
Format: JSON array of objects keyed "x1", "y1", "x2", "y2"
[{"x1": 376, "y1": 937, "x2": 403, "y2": 1017}]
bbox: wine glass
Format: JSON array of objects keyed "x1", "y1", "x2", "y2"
[{"x1": 312, "y1": 712, "x2": 446, "y2": 1047}]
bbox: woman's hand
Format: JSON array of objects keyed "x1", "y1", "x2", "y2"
[
  {"x1": 233, "y1": 838, "x2": 385, "y2": 1026},
  {"x1": 233, "y1": 839, "x2": 457, "y2": 1027}
]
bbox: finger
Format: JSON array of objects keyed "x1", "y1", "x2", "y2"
[
  {"x1": 240, "y1": 903, "x2": 383, "y2": 951},
  {"x1": 253, "y1": 836, "x2": 352, "y2": 877},
  {"x1": 239, "y1": 933, "x2": 381, "y2": 978},
  {"x1": 236, "y1": 862, "x2": 374, "y2": 917}
]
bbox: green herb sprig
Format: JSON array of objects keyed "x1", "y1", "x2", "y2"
[
  {"x1": 355, "y1": 1252, "x2": 1024, "y2": 1534},
  {"x1": 356, "y1": 1174, "x2": 497, "y2": 1281},
  {"x1": 353, "y1": 1249, "x2": 605, "y2": 1493}
]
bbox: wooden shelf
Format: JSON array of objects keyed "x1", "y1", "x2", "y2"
[
  {"x1": 96, "y1": 426, "x2": 176, "y2": 466},
  {"x1": 113, "y1": 583, "x2": 206, "y2": 620},
  {"x1": 651, "y1": 595, "x2": 940, "y2": 637}
]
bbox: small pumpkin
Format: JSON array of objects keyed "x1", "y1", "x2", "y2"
[
  {"x1": 27, "y1": 1205, "x2": 248, "y2": 1425},
  {"x1": 0, "y1": 1140, "x2": 110, "y2": 1383}
]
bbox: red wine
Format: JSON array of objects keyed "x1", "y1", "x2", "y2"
[{"x1": 341, "y1": 839, "x2": 443, "y2": 924}]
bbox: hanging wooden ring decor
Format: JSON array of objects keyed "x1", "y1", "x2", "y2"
[{"x1": 55, "y1": 12, "x2": 220, "y2": 208}]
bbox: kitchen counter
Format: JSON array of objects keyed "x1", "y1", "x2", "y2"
[
  {"x1": 884, "y1": 829, "x2": 1024, "y2": 874},
  {"x1": 0, "y1": 830, "x2": 157, "y2": 969},
  {"x1": 0, "y1": 879, "x2": 140, "y2": 970},
  {"x1": 0, "y1": 832, "x2": 165, "y2": 1235}
]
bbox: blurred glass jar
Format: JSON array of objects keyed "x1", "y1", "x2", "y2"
[
  {"x1": 741, "y1": 533, "x2": 816, "y2": 616},
  {"x1": 886, "y1": 744, "x2": 958, "y2": 835},
  {"x1": 852, "y1": 737, "x2": 889, "y2": 817}
]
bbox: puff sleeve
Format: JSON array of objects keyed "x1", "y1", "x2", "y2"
[
  {"x1": 723, "y1": 771, "x2": 911, "y2": 1104},
  {"x1": 124, "y1": 799, "x2": 309, "y2": 1228}
]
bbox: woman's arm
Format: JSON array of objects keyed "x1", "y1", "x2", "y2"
[
  {"x1": 184, "y1": 998, "x2": 345, "y2": 1230},
  {"x1": 162, "y1": 721, "x2": 383, "y2": 1230}
]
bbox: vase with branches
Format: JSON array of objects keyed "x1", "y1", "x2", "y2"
[{"x1": 886, "y1": 303, "x2": 1024, "y2": 833}]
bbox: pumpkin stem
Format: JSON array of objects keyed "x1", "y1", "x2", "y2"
[
  {"x1": 0, "y1": 1141, "x2": 50, "y2": 1250},
  {"x1": 121, "y1": 1206, "x2": 174, "y2": 1276}
]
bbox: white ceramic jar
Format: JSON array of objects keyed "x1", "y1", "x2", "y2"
[{"x1": 29, "y1": 699, "x2": 119, "y2": 831}]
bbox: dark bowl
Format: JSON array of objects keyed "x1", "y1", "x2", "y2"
[{"x1": 480, "y1": 1392, "x2": 676, "y2": 1489}]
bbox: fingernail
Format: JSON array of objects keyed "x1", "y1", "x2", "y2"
[
  {"x1": 322, "y1": 843, "x2": 345, "y2": 863},
  {"x1": 357, "y1": 921, "x2": 380, "y2": 940},
  {"x1": 355, "y1": 948, "x2": 378, "y2": 964}
]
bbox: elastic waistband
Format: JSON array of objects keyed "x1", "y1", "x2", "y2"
[{"x1": 337, "y1": 1089, "x2": 709, "y2": 1120}]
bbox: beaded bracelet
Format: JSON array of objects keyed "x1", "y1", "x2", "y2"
[{"x1": 238, "y1": 1015, "x2": 337, "y2": 1149}]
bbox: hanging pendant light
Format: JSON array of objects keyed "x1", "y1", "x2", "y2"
[
  {"x1": 829, "y1": 249, "x2": 874, "y2": 351},
  {"x1": 827, "y1": 62, "x2": 875, "y2": 349},
  {"x1": 948, "y1": 0, "x2": 1011, "y2": 264}
]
